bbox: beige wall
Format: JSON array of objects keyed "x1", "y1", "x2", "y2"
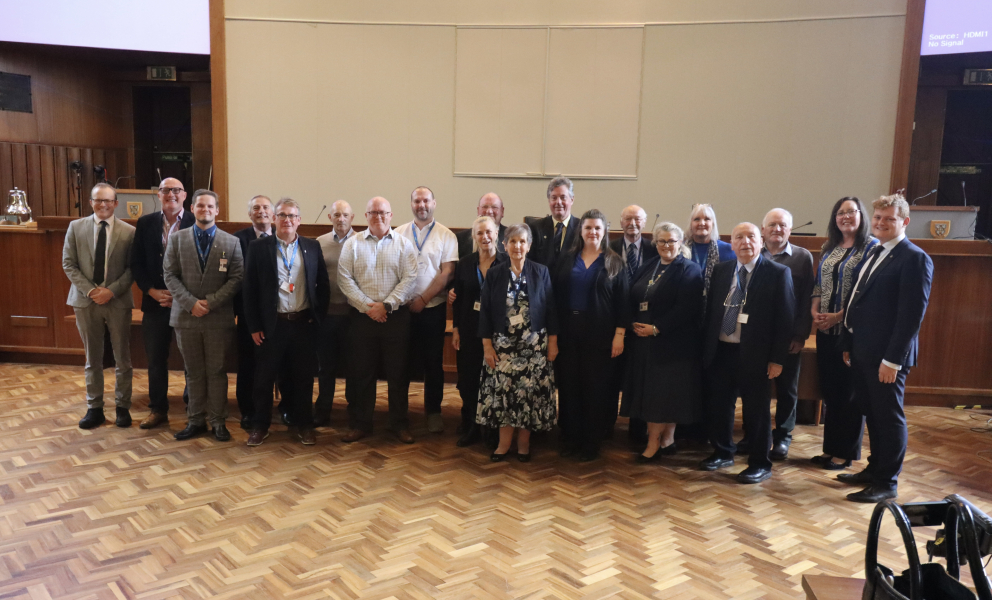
[{"x1": 224, "y1": 1, "x2": 906, "y2": 234}]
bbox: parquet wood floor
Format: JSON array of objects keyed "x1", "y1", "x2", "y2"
[{"x1": 0, "y1": 363, "x2": 990, "y2": 600}]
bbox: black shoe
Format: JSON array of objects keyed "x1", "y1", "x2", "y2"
[
  {"x1": 280, "y1": 411, "x2": 292, "y2": 426},
  {"x1": 174, "y1": 423, "x2": 208, "y2": 440},
  {"x1": 823, "y1": 458, "x2": 852, "y2": 471},
  {"x1": 837, "y1": 469, "x2": 872, "y2": 485},
  {"x1": 456, "y1": 425, "x2": 482, "y2": 448},
  {"x1": 240, "y1": 416, "x2": 252, "y2": 430},
  {"x1": 517, "y1": 451, "x2": 531, "y2": 463},
  {"x1": 847, "y1": 486, "x2": 897, "y2": 503},
  {"x1": 578, "y1": 451, "x2": 599, "y2": 462},
  {"x1": 213, "y1": 425, "x2": 231, "y2": 442},
  {"x1": 735, "y1": 438, "x2": 750, "y2": 455},
  {"x1": 78, "y1": 408, "x2": 106, "y2": 429},
  {"x1": 115, "y1": 408, "x2": 132, "y2": 428},
  {"x1": 658, "y1": 442, "x2": 678, "y2": 456},
  {"x1": 769, "y1": 438, "x2": 790, "y2": 461},
  {"x1": 636, "y1": 451, "x2": 661, "y2": 464},
  {"x1": 491, "y1": 450, "x2": 510, "y2": 462},
  {"x1": 737, "y1": 466, "x2": 772, "y2": 484},
  {"x1": 699, "y1": 454, "x2": 734, "y2": 471}
]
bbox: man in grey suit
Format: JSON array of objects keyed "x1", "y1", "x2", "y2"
[
  {"x1": 62, "y1": 183, "x2": 136, "y2": 429},
  {"x1": 163, "y1": 190, "x2": 244, "y2": 441}
]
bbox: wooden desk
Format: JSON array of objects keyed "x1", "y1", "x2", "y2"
[{"x1": 802, "y1": 575, "x2": 865, "y2": 600}]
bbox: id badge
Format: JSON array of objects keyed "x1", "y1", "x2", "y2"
[
  {"x1": 737, "y1": 313, "x2": 749, "y2": 324},
  {"x1": 639, "y1": 302, "x2": 649, "y2": 312},
  {"x1": 473, "y1": 301, "x2": 481, "y2": 311},
  {"x1": 509, "y1": 314, "x2": 524, "y2": 326},
  {"x1": 280, "y1": 281, "x2": 294, "y2": 293},
  {"x1": 219, "y1": 258, "x2": 228, "y2": 272}
]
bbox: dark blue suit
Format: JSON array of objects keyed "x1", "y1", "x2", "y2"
[
  {"x1": 703, "y1": 256, "x2": 795, "y2": 470},
  {"x1": 842, "y1": 236, "x2": 933, "y2": 491}
]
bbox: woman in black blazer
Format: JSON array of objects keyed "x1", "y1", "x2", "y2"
[
  {"x1": 451, "y1": 216, "x2": 506, "y2": 447},
  {"x1": 477, "y1": 223, "x2": 559, "y2": 462},
  {"x1": 551, "y1": 209, "x2": 629, "y2": 462},
  {"x1": 620, "y1": 222, "x2": 705, "y2": 462}
]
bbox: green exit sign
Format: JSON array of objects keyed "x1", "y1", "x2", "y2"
[{"x1": 147, "y1": 66, "x2": 177, "y2": 81}]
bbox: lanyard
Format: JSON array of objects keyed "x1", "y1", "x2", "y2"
[
  {"x1": 723, "y1": 262, "x2": 756, "y2": 308},
  {"x1": 278, "y1": 239, "x2": 298, "y2": 281},
  {"x1": 193, "y1": 228, "x2": 214, "y2": 266},
  {"x1": 412, "y1": 221, "x2": 436, "y2": 253},
  {"x1": 641, "y1": 260, "x2": 665, "y2": 304}
]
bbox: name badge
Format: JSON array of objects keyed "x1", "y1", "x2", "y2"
[
  {"x1": 219, "y1": 258, "x2": 228, "y2": 272},
  {"x1": 280, "y1": 281, "x2": 294, "y2": 294},
  {"x1": 509, "y1": 314, "x2": 524, "y2": 326},
  {"x1": 473, "y1": 301, "x2": 481, "y2": 311},
  {"x1": 737, "y1": 313, "x2": 749, "y2": 324},
  {"x1": 639, "y1": 302, "x2": 649, "y2": 312}
]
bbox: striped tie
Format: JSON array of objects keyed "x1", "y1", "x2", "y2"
[
  {"x1": 626, "y1": 244, "x2": 638, "y2": 279},
  {"x1": 721, "y1": 267, "x2": 747, "y2": 336}
]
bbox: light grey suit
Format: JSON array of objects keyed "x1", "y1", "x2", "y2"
[
  {"x1": 163, "y1": 226, "x2": 244, "y2": 429},
  {"x1": 62, "y1": 215, "x2": 136, "y2": 410}
]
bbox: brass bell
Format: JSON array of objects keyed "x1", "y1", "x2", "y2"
[{"x1": 6, "y1": 187, "x2": 33, "y2": 224}]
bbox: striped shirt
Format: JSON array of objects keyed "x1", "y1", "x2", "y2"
[{"x1": 337, "y1": 228, "x2": 418, "y2": 313}]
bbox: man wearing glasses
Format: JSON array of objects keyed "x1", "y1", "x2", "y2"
[
  {"x1": 337, "y1": 197, "x2": 418, "y2": 444},
  {"x1": 63, "y1": 183, "x2": 136, "y2": 429},
  {"x1": 243, "y1": 198, "x2": 329, "y2": 446},
  {"x1": 130, "y1": 178, "x2": 195, "y2": 429},
  {"x1": 699, "y1": 222, "x2": 794, "y2": 484}
]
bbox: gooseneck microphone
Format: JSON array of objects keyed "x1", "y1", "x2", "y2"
[
  {"x1": 911, "y1": 189, "x2": 937, "y2": 205},
  {"x1": 315, "y1": 204, "x2": 327, "y2": 223}
]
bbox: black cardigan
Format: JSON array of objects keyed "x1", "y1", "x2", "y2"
[
  {"x1": 479, "y1": 259, "x2": 558, "y2": 337},
  {"x1": 550, "y1": 250, "x2": 630, "y2": 340},
  {"x1": 452, "y1": 251, "x2": 506, "y2": 337},
  {"x1": 629, "y1": 254, "x2": 704, "y2": 360}
]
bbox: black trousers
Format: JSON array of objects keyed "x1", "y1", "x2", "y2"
[
  {"x1": 251, "y1": 318, "x2": 317, "y2": 431},
  {"x1": 556, "y1": 311, "x2": 614, "y2": 455},
  {"x1": 772, "y1": 351, "x2": 802, "y2": 442},
  {"x1": 237, "y1": 318, "x2": 289, "y2": 422},
  {"x1": 315, "y1": 313, "x2": 350, "y2": 419},
  {"x1": 705, "y1": 341, "x2": 773, "y2": 470},
  {"x1": 141, "y1": 308, "x2": 187, "y2": 414},
  {"x1": 347, "y1": 307, "x2": 410, "y2": 433},
  {"x1": 455, "y1": 336, "x2": 484, "y2": 428},
  {"x1": 406, "y1": 303, "x2": 447, "y2": 415},
  {"x1": 816, "y1": 331, "x2": 864, "y2": 460},
  {"x1": 851, "y1": 352, "x2": 909, "y2": 491}
]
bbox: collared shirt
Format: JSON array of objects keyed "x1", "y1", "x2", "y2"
[
  {"x1": 394, "y1": 219, "x2": 458, "y2": 308},
  {"x1": 193, "y1": 224, "x2": 217, "y2": 271},
  {"x1": 162, "y1": 209, "x2": 185, "y2": 247},
  {"x1": 622, "y1": 237, "x2": 642, "y2": 264},
  {"x1": 316, "y1": 227, "x2": 355, "y2": 315},
  {"x1": 92, "y1": 213, "x2": 115, "y2": 271},
  {"x1": 554, "y1": 214, "x2": 572, "y2": 250},
  {"x1": 253, "y1": 225, "x2": 273, "y2": 239},
  {"x1": 337, "y1": 227, "x2": 418, "y2": 313},
  {"x1": 846, "y1": 232, "x2": 906, "y2": 370},
  {"x1": 276, "y1": 234, "x2": 309, "y2": 313},
  {"x1": 719, "y1": 256, "x2": 759, "y2": 344},
  {"x1": 765, "y1": 242, "x2": 793, "y2": 257}
]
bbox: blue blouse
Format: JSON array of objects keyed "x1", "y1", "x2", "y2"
[
  {"x1": 689, "y1": 239, "x2": 734, "y2": 270},
  {"x1": 568, "y1": 253, "x2": 605, "y2": 311}
]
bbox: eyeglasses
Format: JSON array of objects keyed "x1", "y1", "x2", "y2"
[
  {"x1": 656, "y1": 239, "x2": 680, "y2": 247},
  {"x1": 159, "y1": 187, "x2": 184, "y2": 195},
  {"x1": 366, "y1": 211, "x2": 391, "y2": 218},
  {"x1": 90, "y1": 198, "x2": 116, "y2": 205},
  {"x1": 837, "y1": 209, "x2": 860, "y2": 217},
  {"x1": 275, "y1": 213, "x2": 301, "y2": 221}
]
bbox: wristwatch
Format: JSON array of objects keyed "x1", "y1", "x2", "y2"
[{"x1": 384, "y1": 302, "x2": 394, "y2": 314}]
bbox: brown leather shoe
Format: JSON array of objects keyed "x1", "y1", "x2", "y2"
[
  {"x1": 246, "y1": 430, "x2": 269, "y2": 447},
  {"x1": 298, "y1": 428, "x2": 316, "y2": 445},
  {"x1": 341, "y1": 429, "x2": 367, "y2": 443},
  {"x1": 139, "y1": 412, "x2": 168, "y2": 429},
  {"x1": 394, "y1": 429, "x2": 415, "y2": 444}
]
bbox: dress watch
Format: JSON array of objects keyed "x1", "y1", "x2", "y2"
[{"x1": 384, "y1": 302, "x2": 394, "y2": 314}]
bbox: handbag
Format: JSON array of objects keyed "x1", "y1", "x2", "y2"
[
  {"x1": 863, "y1": 499, "x2": 977, "y2": 600},
  {"x1": 943, "y1": 495, "x2": 992, "y2": 600}
]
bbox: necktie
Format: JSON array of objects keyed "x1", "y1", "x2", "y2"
[
  {"x1": 853, "y1": 246, "x2": 883, "y2": 297},
  {"x1": 197, "y1": 230, "x2": 210, "y2": 270},
  {"x1": 626, "y1": 244, "x2": 638, "y2": 279},
  {"x1": 94, "y1": 221, "x2": 107, "y2": 285},
  {"x1": 553, "y1": 221, "x2": 563, "y2": 255},
  {"x1": 260, "y1": 232, "x2": 269, "y2": 238},
  {"x1": 721, "y1": 266, "x2": 747, "y2": 336}
]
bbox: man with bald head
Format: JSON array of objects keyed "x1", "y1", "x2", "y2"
[
  {"x1": 700, "y1": 222, "x2": 794, "y2": 484},
  {"x1": 338, "y1": 197, "x2": 418, "y2": 443},
  {"x1": 130, "y1": 177, "x2": 195, "y2": 428},
  {"x1": 456, "y1": 192, "x2": 507, "y2": 258},
  {"x1": 314, "y1": 200, "x2": 357, "y2": 426}
]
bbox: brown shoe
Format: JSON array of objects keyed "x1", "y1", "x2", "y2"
[
  {"x1": 246, "y1": 430, "x2": 269, "y2": 447},
  {"x1": 299, "y1": 428, "x2": 316, "y2": 445},
  {"x1": 139, "y1": 412, "x2": 168, "y2": 429},
  {"x1": 394, "y1": 429, "x2": 415, "y2": 444},
  {"x1": 341, "y1": 429, "x2": 367, "y2": 443}
]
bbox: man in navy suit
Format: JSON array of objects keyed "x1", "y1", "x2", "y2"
[
  {"x1": 527, "y1": 177, "x2": 581, "y2": 267},
  {"x1": 839, "y1": 193, "x2": 933, "y2": 503},
  {"x1": 130, "y1": 178, "x2": 195, "y2": 429},
  {"x1": 243, "y1": 198, "x2": 330, "y2": 446},
  {"x1": 699, "y1": 222, "x2": 795, "y2": 484}
]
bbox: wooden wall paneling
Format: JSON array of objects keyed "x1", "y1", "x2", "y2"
[
  {"x1": 39, "y1": 146, "x2": 57, "y2": 217},
  {"x1": 25, "y1": 144, "x2": 44, "y2": 216},
  {"x1": 66, "y1": 147, "x2": 82, "y2": 216},
  {"x1": 0, "y1": 142, "x2": 12, "y2": 201},
  {"x1": 0, "y1": 231, "x2": 55, "y2": 348},
  {"x1": 906, "y1": 88, "x2": 947, "y2": 206},
  {"x1": 10, "y1": 143, "x2": 28, "y2": 192},
  {"x1": 889, "y1": 0, "x2": 927, "y2": 193},
  {"x1": 209, "y1": 0, "x2": 229, "y2": 218},
  {"x1": 190, "y1": 82, "x2": 214, "y2": 205},
  {"x1": 54, "y1": 146, "x2": 67, "y2": 216},
  {"x1": 93, "y1": 149, "x2": 106, "y2": 189}
]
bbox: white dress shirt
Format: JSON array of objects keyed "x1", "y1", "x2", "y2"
[
  {"x1": 718, "y1": 256, "x2": 758, "y2": 344},
  {"x1": 337, "y1": 228, "x2": 418, "y2": 313},
  {"x1": 394, "y1": 219, "x2": 458, "y2": 308}
]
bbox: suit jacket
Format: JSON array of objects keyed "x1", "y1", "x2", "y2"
[
  {"x1": 452, "y1": 251, "x2": 507, "y2": 338},
  {"x1": 243, "y1": 234, "x2": 330, "y2": 338},
  {"x1": 456, "y1": 224, "x2": 506, "y2": 258},
  {"x1": 609, "y1": 236, "x2": 659, "y2": 278},
  {"x1": 703, "y1": 256, "x2": 795, "y2": 373},
  {"x1": 479, "y1": 259, "x2": 558, "y2": 337},
  {"x1": 526, "y1": 214, "x2": 580, "y2": 267},
  {"x1": 163, "y1": 227, "x2": 244, "y2": 329},
  {"x1": 630, "y1": 254, "x2": 704, "y2": 362},
  {"x1": 233, "y1": 226, "x2": 271, "y2": 318},
  {"x1": 550, "y1": 250, "x2": 630, "y2": 342},
  {"x1": 841, "y1": 237, "x2": 933, "y2": 368},
  {"x1": 62, "y1": 216, "x2": 136, "y2": 309},
  {"x1": 131, "y1": 210, "x2": 196, "y2": 313},
  {"x1": 761, "y1": 244, "x2": 816, "y2": 342}
]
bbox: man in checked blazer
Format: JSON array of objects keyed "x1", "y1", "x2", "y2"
[
  {"x1": 163, "y1": 190, "x2": 244, "y2": 442},
  {"x1": 62, "y1": 183, "x2": 136, "y2": 429}
]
